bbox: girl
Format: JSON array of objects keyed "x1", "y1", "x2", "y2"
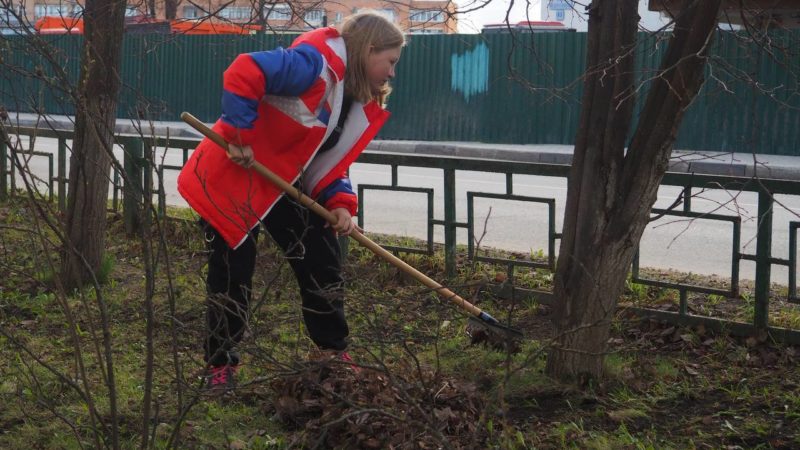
[{"x1": 177, "y1": 12, "x2": 405, "y2": 390}]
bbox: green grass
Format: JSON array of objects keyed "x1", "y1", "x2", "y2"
[
  {"x1": 1, "y1": 197, "x2": 799, "y2": 448},
  {"x1": 604, "y1": 353, "x2": 636, "y2": 379}
]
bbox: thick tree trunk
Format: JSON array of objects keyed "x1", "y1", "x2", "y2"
[
  {"x1": 546, "y1": 0, "x2": 722, "y2": 382},
  {"x1": 165, "y1": 0, "x2": 180, "y2": 20},
  {"x1": 545, "y1": 0, "x2": 640, "y2": 381},
  {"x1": 61, "y1": 0, "x2": 127, "y2": 291}
]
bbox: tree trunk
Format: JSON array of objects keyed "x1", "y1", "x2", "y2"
[
  {"x1": 546, "y1": 0, "x2": 722, "y2": 382},
  {"x1": 61, "y1": 0, "x2": 127, "y2": 291},
  {"x1": 165, "y1": 0, "x2": 180, "y2": 20}
]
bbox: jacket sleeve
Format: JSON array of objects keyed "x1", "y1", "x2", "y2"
[
  {"x1": 317, "y1": 175, "x2": 357, "y2": 217},
  {"x1": 218, "y1": 43, "x2": 324, "y2": 146}
]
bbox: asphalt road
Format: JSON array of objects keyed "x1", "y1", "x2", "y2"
[{"x1": 11, "y1": 137, "x2": 799, "y2": 285}]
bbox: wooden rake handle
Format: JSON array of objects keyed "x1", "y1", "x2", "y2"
[{"x1": 181, "y1": 112, "x2": 486, "y2": 318}]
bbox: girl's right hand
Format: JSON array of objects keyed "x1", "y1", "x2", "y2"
[
  {"x1": 228, "y1": 144, "x2": 255, "y2": 168},
  {"x1": 327, "y1": 207, "x2": 362, "y2": 236}
]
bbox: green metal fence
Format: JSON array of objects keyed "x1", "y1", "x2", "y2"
[
  {"x1": 3, "y1": 126, "x2": 799, "y2": 344},
  {"x1": 1, "y1": 30, "x2": 799, "y2": 154}
]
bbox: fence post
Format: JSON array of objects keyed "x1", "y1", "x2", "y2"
[
  {"x1": 444, "y1": 168, "x2": 456, "y2": 278},
  {"x1": 0, "y1": 137, "x2": 7, "y2": 200},
  {"x1": 790, "y1": 223, "x2": 799, "y2": 303},
  {"x1": 123, "y1": 137, "x2": 144, "y2": 235},
  {"x1": 754, "y1": 188, "x2": 773, "y2": 329},
  {"x1": 57, "y1": 138, "x2": 67, "y2": 210}
]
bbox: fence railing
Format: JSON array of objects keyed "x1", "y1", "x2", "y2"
[
  {"x1": 3, "y1": 30, "x2": 800, "y2": 154},
  {"x1": 2, "y1": 125, "x2": 799, "y2": 344}
]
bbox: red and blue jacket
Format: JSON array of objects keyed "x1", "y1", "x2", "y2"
[{"x1": 178, "y1": 27, "x2": 390, "y2": 248}]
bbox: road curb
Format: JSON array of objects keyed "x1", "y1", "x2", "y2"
[{"x1": 368, "y1": 141, "x2": 800, "y2": 181}]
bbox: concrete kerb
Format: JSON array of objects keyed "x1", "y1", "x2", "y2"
[
  {"x1": 369, "y1": 141, "x2": 800, "y2": 181},
  {"x1": 6, "y1": 114, "x2": 202, "y2": 139},
  {"x1": 368, "y1": 141, "x2": 577, "y2": 165},
  {"x1": 671, "y1": 149, "x2": 800, "y2": 180}
]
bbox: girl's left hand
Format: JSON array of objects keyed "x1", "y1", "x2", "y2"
[
  {"x1": 227, "y1": 144, "x2": 255, "y2": 168},
  {"x1": 327, "y1": 208, "x2": 362, "y2": 236}
]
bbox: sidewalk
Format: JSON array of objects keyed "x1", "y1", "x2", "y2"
[
  {"x1": 368, "y1": 141, "x2": 800, "y2": 181},
  {"x1": 7, "y1": 112, "x2": 800, "y2": 181}
]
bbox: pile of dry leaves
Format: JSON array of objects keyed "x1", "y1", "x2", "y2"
[{"x1": 270, "y1": 360, "x2": 488, "y2": 449}]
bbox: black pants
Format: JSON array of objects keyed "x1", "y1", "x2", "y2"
[{"x1": 203, "y1": 195, "x2": 349, "y2": 367}]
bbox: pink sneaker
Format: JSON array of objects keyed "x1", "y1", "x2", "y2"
[
  {"x1": 206, "y1": 364, "x2": 238, "y2": 391},
  {"x1": 339, "y1": 352, "x2": 360, "y2": 373}
]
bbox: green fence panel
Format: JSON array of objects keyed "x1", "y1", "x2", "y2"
[
  {"x1": 1, "y1": 30, "x2": 799, "y2": 154},
  {"x1": 674, "y1": 30, "x2": 800, "y2": 155},
  {"x1": 0, "y1": 35, "x2": 81, "y2": 116},
  {"x1": 381, "y1": 32, "x2": 587, "y2": 144},
  {"x1": 115, "y1": 33, "x2": 299, "y2": 121}
]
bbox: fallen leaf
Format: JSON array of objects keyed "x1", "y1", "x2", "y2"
[
  {"x1": 684, "y1": 365, "x2": 700, "y2": 376},
  {"x1": 363, "y1": 438, "x2": 382, "y2": 449},
  {"x1": 760, "y1": 349, "x2": 779, "y2": 366},
  {"x1": 747, "y1": 355, "x2": 762, "y2": 366},
  {"x1": 246, "y1": 429, "x2": 267, "y2": 438},
  {"x1": 275, "y1": 396, "x2": 300, "y2": 417},
  {"x1": 434, "y1": 407, "x2": 455, "y2": 421},
  {"x1": 229, "y1": 440, "x2": 246, "y2": 450}
]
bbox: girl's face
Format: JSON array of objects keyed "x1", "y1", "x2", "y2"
[{"x1": 366, "y1": 46, "x2": 402, "y2": 95}]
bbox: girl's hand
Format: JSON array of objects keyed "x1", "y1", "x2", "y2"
[
  {"x1": 228, "y1": 144, "x2": 255, "y2": 168},
  {"x1": 327, "y1": 208, "x2": 362, "y2": 236}
]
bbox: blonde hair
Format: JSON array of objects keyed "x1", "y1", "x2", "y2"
[{"x1": 338, "y1": 12, "x2": 405, "y2": 104}]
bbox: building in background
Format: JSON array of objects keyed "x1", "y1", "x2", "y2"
[
  {"x1": 541, "y1": 0, "x2": 671, "y2": 32},
  {"x1": 1, "y1": 3, "x2": 28, "y2": 34},
  {"x1": 3, "y1": 0, "x2": 457, "y2": 34},
  {"x1": 647, "y1": 0, "x2": 800, "y2": 29},
  {"x1": 481, "y1": 20, "x2": 575, "y2": 34},
  {"x1": 178, "y1": 0, "x2": 458, "y2": 32},
  {"x1": 539, "y1": 0, "x2": 800, "y2": 32}
]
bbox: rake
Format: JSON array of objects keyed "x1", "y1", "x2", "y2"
[{"x1": 181, "y1": 111, "x2": 524, "y2": 344}]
